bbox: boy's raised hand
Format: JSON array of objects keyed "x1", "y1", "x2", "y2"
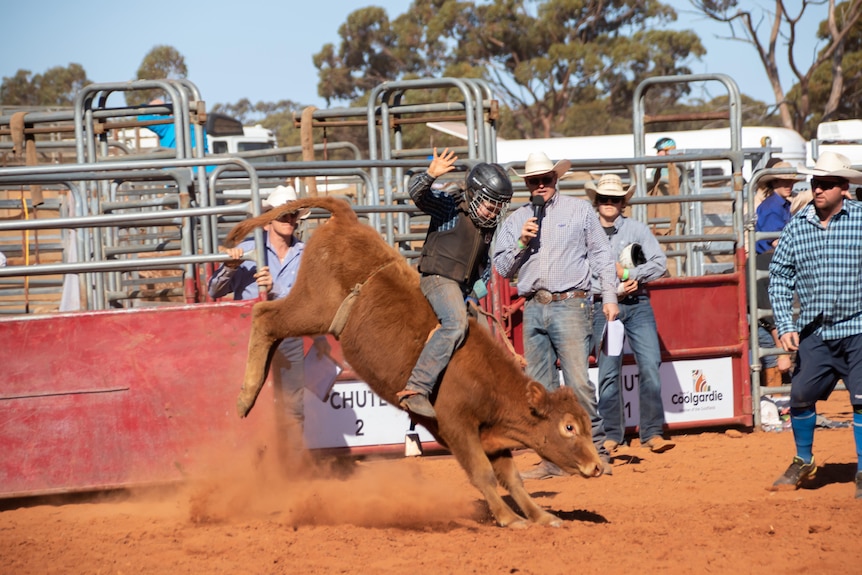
[{"x1": 428, "y1": 147, "x2": 458, "y2": 179}]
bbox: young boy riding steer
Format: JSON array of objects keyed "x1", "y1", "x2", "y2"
[{"x1": 398, "y1": 148, "x2": 513, "y2": 419}]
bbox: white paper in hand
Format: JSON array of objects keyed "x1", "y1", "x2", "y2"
[
  {"x1": 602, "y1": 319, "x2": 625, "y2": 356},
  {"x1": 303, "y1": 348, "x2": 342, "y2": 402}
]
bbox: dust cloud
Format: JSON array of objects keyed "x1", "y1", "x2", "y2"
[{"x1": 156, "y1": 424, "x2": 477, "y2": 529}]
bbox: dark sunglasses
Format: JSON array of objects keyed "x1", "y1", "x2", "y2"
[
  {"x1": 596, "y1": 195, "x2": 624, "y2": 205},
  {"x1": 810, "y1": 177, "x2": 843, "y2": 190},
  {"x1": 526, "y1": 175, "x2": 555, "y2": 187}
]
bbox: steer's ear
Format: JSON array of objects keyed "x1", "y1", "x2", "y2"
[{"x1": 526, "y1": 380, "x2": 550, "y2": 418}]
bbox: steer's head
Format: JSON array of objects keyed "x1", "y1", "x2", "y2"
[{"x1": 525, "y1": 381, "x2": 603, "y2": 478}]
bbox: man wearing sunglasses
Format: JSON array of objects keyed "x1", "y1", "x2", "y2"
[
  {"x1": 495, "y1": 151, "x2": 619, "y2": 479},
  {"x1": 210, "y1": 184, "x2": 330, "y2": 469},
  {"x1": 768, "y1": 151, "x2": 862, "y2": 499},
  {"x1": 586, "y1": 174, "x2": 674, "y2": 456}
]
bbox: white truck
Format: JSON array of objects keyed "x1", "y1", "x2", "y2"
[
  {"x1": 205, "y1": 112, "x2": 281, "y2": 161},
  {"x1": 114, "y1": 110, "x2": 280, "y2": 160}
]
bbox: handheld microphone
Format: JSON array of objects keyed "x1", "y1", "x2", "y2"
[
  {"x1": 529, "y1": 195, "x2": 546, "y2": 250},
  {"x1": 531, "y1": 194, "x2": 546, "y2": 226}
]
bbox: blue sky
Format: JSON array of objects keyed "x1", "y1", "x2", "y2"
[{"x1": 1, "y1": 1, "x2": 824, "y2": 112}]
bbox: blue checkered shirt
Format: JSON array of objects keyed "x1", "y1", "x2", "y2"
[
  {"x1": 494, "y1": 193, "x2": 618, "y2": 303},
  {"x1": 769, "y1": 199, "x2": 862, "y2": 340}
]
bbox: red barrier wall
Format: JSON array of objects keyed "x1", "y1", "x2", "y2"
[
  {"x1": 0, "y1": 302, "x2": 274, "y2": 498},
  {"x1": 2, "y1": 265, "x2": 752, "y2": 498},
  {"x1": 491, "y1": 265, "x2": 752, "y2": 430}
]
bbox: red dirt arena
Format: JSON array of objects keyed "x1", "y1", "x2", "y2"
[{"x1": 2, "y1": 392, "x2": 860, "y2": 575}]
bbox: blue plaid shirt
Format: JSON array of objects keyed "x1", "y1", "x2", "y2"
[
  {"x1": 769, "y1": 199, "x2": 862, "y2": 340},
  {"x1": 494, "y1": 192, "x2": 618, "y2": 303}
]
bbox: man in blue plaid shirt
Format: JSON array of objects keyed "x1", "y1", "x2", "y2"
[{"x1": 768, "y1": 151, "x2": 862, "y2": 499}]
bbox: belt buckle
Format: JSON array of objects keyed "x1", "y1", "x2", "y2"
[{"x1": 534, "y1": 289, "x2": 552, "y2": 304}]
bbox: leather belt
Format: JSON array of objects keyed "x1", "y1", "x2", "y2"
[
  {"x1": 595, "y1": 291, "x2": 647, "y2": 304},
  {"x1": 529, "y1": 288, "x2": 588, "y2": 304}
]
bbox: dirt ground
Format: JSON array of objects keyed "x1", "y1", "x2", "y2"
[{"x1": 2, "y1": 391, "x2": 861, "y2": 575}]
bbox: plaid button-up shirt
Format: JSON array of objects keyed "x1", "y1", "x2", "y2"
[
  {"x1": 494, "y1": 192, "x2": 617, "y2": 303},
  {"x1": 769, "y1": 199, "x2": 862, "y2": 340}
]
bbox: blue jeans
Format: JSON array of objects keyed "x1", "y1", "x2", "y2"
[
  {"x1": 593, "y1": 296, "x2": 666, "y2": 443},
  {"x1": 758, "y1": 325, "x2": 778, "y2": 369},
  {"x1": 405, "y1": 274, "x2": 469, "y2": 395},
  {"x1": 271, "y1": 336, "x2": 307, "y2": 456},
  {"x1": 271, "y1": 337, "x2": 306, "y2": 424},
  {"x1": 523, "y1": 296, "x2": 607, "y2": 453}
]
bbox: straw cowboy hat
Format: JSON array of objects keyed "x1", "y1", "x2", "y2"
[
  {"x1": 511, "y1": 151, "x2": 571, "y2": 179},
  {"x1": 758, "y1": 161, "x2": 805, "y2": 185},
  {"x1": 798, "y1": 151, "x2": 862, "y2": 184},
  {"x1": 585, "y1": 173, "x2": 635, "y2": 204},
  {"x1": 262, "y1": 185, "x2": 310, "y2": 219}
]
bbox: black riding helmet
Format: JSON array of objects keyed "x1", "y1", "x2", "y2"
[{"x1": 465, "y1": 163, "x2": 513, "y2": 228}]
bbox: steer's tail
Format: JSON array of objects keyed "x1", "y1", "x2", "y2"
[{"x1": 225, "y1": 196, "x2": 359, "y2": 247}]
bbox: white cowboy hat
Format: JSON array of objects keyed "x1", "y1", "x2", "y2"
[
  {"x1": 798, "y1": 151, "x2": 862, "y2": 184},
  {"x1": 758, "y1": 161, "x2": 805, "y2": 185},
  {"x1": 585, "y1": 173, "x2": 635, "y2": 203},
  {"x1": 262, "y1": 185, "x2": 310, "y2": 219},
  {"x1": 510, "y1": 151, "x2": 571, "y2": 179}
]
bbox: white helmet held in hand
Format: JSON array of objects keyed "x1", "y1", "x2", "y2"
[{"x1": 619, "y1": 243, "x2": 646, "y2": 268}]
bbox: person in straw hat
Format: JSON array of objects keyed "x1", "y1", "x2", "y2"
[
  {"x1": 495, "y1": 151, "x2": 619, "y2": 478},
  {"x1": 754, "y1": 158, "x2": 806, "y2": 255},
  {"x1": 767, "y1": 151, "x2": 862, "y2": 498},
  {"x1": 210, "y1": 184, "x2": 327, "y2": 469},
  {"x1": 750, "y1": 158, "x2": 805, "y2": 389},
  {"x1": 585, "y1": 173, "x2": 674, "y2": 455}
]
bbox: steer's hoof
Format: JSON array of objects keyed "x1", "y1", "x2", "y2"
[
  {"x1": 536, "y1": 513, "x2": 563, "y2": 528},
  {"x1": 504, "y1": 518, "x2": 530, "y2": 530}
]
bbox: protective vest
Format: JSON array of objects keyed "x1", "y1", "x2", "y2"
[{"x1": 418, "y1": 205, "x2": 492, "y2": 291}]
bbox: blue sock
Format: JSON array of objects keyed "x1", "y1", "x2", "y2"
[
  {"x1": 853, "y1": 409, "x2": 862, "y2": 474},
  {"x1": 790, "y1": 407, "x2": 816, "y2": 464}
]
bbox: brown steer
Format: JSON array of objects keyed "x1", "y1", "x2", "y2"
[{"x1": 226, "y1": 197, "x2": 602, "y2": 528}]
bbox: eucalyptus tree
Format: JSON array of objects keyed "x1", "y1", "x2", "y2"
[
  {"x1": 690, "y1": 0, "x2": 862, "y2": 137},
  {"x1": 0, "y1": 63, "x2": 90, "y2": 107},
  {"x1": 127, "y1": 45, "x2": 189, "y2": 106},
  {"x1": 314, "y1": 0, "x2": 706, "y2": 138}
]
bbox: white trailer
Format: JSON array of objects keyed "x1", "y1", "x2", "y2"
[
  {"x1": 808, "y1": 119, "x2": 862, "y2": 168},
  {"x1": 429, "y1": 122, "x2": 807, "y2": 179}
]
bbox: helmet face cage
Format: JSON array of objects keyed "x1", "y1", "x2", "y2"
[
  {"x1": 466, "y1": 163, "x2": 513, "y2": 228},
  {"x1": 467, "y1": 193, "x2": 509, "y2": 228}
]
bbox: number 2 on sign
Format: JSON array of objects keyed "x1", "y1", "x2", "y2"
[{"x1": 355, "y1": 419, "x2": 364, "y2": 436}]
